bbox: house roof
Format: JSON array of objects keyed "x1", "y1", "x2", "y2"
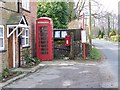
[
  {"x1": 68, "y1": 19, "x2": 81, "y2": 29},
  {"x1": 7, "y1": 14, "x2": 28, "y2": 25}
]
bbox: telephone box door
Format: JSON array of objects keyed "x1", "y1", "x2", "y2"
[{"x1": 37, "y1": 26, "x2": 49, "y2": 60}]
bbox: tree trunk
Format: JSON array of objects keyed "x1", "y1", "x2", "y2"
[{"x1": 108, "y1": 15, "x2": 110, "y2": 37}]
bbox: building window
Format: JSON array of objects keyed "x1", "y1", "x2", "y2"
[
  {"x1": 55, "y1": 31, "x2": 60, "y2": 38},
  {"x1": 22, "y1": 29, "x2": 29, "y2": 47},
  {"x1": 0, "y1": 25, "x2": 4, "y2": 50},
  {"x1": 61, "y1": 31, "x2": 67, "y2": 38},
  {"x1": 22, "y1": 0, "x2": 30, "y2": 11}
]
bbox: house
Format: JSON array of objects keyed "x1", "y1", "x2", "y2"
[{"x1": 0, "y1": 0, "x2": 37, "y2": 73}]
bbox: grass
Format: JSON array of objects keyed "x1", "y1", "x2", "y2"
[
  {"x1": 0, "y1": 70, "x2": 23, "y2": 83},
  {"x1": 89, "y1": 47, "x2": 101, "y2": 60}
]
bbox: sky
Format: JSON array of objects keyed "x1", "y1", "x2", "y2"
[
  {"x1": 74, "y1": 0, "x2": 120, "y2": 15},
  {"x1": 97, "y1": 0, "x2": 119, "y2": 14}
]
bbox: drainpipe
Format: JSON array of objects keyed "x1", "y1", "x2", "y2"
[
  {"x1": 18, "y1": 0, "x2": 21, "y2": 67},
  {"x1": 17, "y1": 0, "x2": 20, "y2": 13},
  {"x1": 18, "y1": 28, "x2": 21, "y2": 67}
]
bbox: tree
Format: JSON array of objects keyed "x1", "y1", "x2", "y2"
[
  {"x1": 74, "y1": 0, "x2": 86, "y2": 19},
  {"x1": 107, "y1": 14, "x2": 111, "y2": 37},
  {"x1": 37, "y1": 2, "x2": 69, "y2": 29},
  {"x1": 68, "y1": 0, "x2": 76, "y2": 22},
  {"x1": 98, "y1": 30, "x2": 101, "y2": 38}
]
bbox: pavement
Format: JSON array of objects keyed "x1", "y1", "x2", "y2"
[{"x1": 0, "y1": 64, "x2": 45, "y2": 90}]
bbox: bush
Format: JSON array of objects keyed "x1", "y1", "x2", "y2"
[
  {"x1": 99, "y1": 35, "x2": 102, "y2": 39},
  {"x1": 32, "y1": 57, "x2": 40, "y2": 65},
  {"x1": 98, "y1": 30, "x2": 101, "y2": 38},
  {"x1": 111, "y1": 35, "x2": 120, "y2": 42},
  {"x1": 22, "y1": 48, "x2": 41, "y2": 66},
  {"x1": 101, "y1": 31, "x2": 105, "y2": 38},
  {"x1": 22, "y1": 48, "x2": 32, "y2": 65},
  {"x1": 103, "y1": 35, "x2": 108, "y2": 39},
  {"x1": 2, "y1": 68, "x2": 10, "y2": 78},
  {"x1": 97, "y1": 30, "x2": 105, "y2": 39},
  {"x1": 109, "y1": 30, "x2": 116, "y2": 37}
]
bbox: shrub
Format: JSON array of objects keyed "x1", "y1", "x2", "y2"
[
  {"x1": 101, "y1": 31, "x2": 105, "y2": 38},
  {"x1": 111, "y1": 35, "x2": 120, "y2": 42},
  {"x1": 97, "y1": 30, "x2": 101, "y2": 38},
  {"x1": 103, "y1": 35, "x2": 108, "y2": 39},
  {"x1": 32, "y1": 57, "x2": 40, "y2": 65},
  {"x1": 97, "y1": 30, "x2": 105, "y2": 39},
  {"x1": 99, "y1": 35, "x2": 102, "y2": 39},
  {"x1": 119, "y1": 36, "x2": 120, "y2": 42},
  {"x1": 22, "y1": 48, "x2": 41, "y2": 66},
  {"x1": 2, "y1": 68, "x2": 10, "y2": 78},
  {"x1": 22, "y1": 48, "x2": 32, "y2": 65},
  {"x1": 109, "y1": 30, "x2": 116, "y2": 37}
]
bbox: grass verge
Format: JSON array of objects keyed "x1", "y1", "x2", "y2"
[{"x1": 89, "y1": 47, "x2": 101, "y2": 60}]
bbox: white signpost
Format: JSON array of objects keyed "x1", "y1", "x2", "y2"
[{"x1": 81, "y1": 30, "x2": 86, "y2": 43}]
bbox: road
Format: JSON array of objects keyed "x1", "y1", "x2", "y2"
[
  {"x1": 92, "y1": 39, "x2": 118, "y2": 82},
  {"x1": 3, "y1": 62, "x2": 115, "y2": 88},
  {"x1": 3, "y1": 39, "x2": 118, "y2": 88}
]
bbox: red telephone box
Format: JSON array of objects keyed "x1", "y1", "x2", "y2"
[
  {"x1": 65, "y1": 35, "x2": 70, "y2": 46},
  {"x1": 36, "y1": 17, "x2": 53, "y2": 61}
]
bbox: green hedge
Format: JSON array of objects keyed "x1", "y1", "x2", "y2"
[{"x1": 111, "y1": 35, "x2": 120, "y2": 42}]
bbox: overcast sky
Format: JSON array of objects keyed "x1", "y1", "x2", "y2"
[
  {"x1": 97, "y1": 0, "x2": 119, "y2": 14},
  {"x1": 74, "y1": 0, "x2": 119, "y2": 14}
]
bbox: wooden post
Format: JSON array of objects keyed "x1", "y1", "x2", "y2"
[
  {"x1": 82, "y1": 13, "x2": 86, "y2": 60},
  {"x1": 89, "y1": 0, "x2": 92, "y2": 50},
  {"x1": 69, "y1": 31, "x2": 74, "y2": 59}
]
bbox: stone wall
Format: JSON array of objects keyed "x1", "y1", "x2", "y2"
[
  {"x1": 0, "y1": 1, "x2": 17, "y2": 73},
  {"x1": 0, "y1": 51, "x2": 8, "y2": 74}
]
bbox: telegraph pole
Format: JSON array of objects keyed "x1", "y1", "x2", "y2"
[{"x1": 89, "y1": 0, "x2": 92, "y2": 50}]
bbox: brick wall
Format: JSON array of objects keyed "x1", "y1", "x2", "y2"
[
  {"x1": 11, "y1": 0, "x2": 37, "y2": 67},
  {"x1": 22, "y1": 1, "x2": 37, "y2": 57}
]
